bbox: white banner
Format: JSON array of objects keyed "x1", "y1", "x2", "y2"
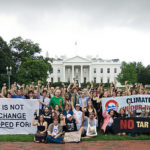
[
  {"x1": 102, "y1": 95, "x2": 150, "y2": 113},
  {"x1": 64, "y1": 131, "x2": 81, "y2": 143},
  {"x1": 0, "y1": 98, "x2": 39, "y2": 135}
]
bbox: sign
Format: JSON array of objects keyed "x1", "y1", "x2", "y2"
[
  {"x1": 0, "y1": 98, "x2": 39, "y2": 135},
  {"x1": 112, "y1": 117, "x2": 150, "y2": 133},
  {"x1": 64, "y1": 131, "x2": 81, "y2": 143},
  {"x1": 102, "y1": 95, "x2": 150, "y2": 113}
]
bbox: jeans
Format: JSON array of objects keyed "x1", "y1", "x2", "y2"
[{"x1": 46, "y1": 135, "x2": 63, "y2": 143}]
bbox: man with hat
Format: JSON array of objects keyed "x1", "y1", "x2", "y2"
[
  {"x1": 82, "y1": 112, "x2": 98, "y2": 137},
  {"x1": 65, "y1": 114, "x2": 77, "y2": 132}
]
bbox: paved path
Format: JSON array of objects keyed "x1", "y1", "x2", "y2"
[{"x1": 0, "y1": 141, "x2": 150, "y2": 150}]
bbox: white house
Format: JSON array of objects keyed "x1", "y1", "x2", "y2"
[{"x1": 47, "y1": 56, "x2": 121, "y2": 84}]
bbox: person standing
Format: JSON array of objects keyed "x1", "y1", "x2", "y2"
[{"x1": 49, "y1": 89, "x2": 64, "y2": 112}]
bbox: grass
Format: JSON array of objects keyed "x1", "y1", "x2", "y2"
[
  {"x1": 0, "y1": 133, "x2": 150, "y2": 142},
  {"x1": 0, "y1": 134, "x2": 34, "y2": 142},
  {"x1": 82, "y1": 133, "x2": 150, "y2": 141}
]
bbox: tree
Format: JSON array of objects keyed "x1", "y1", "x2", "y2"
[
  {"x1": 9, "y1": 37, "x2": 44, "y2": 84},
  {"x1": 0, "y1": 36, "x2": 15, "y2": 87},
  {"x1": 117, "y1": 61, "x2": 137, "y2": 85},
  {"x1": 9, "y1": 37, "x2": 41, "y2": 70},
  {"x1": 17, "y1": 57, "x2": 50, "y2": 84}
]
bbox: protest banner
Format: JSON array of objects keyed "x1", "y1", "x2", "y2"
[
  {"x1": 0, "y1": 98, "x2": 39, "y2": 135},
  {"x1": 102, "y1": 95, "x2": 150, "y2": 113},
  {"x1": 64, "y1": 131, "x2": 81, "y2": 143},
  {"x1": 112, "y1": 117, "x2": 150, "y2": 133}
]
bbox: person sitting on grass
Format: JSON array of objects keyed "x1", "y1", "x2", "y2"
[
  {"x1": 65, "y1": 114, "x2": 78, "y2": 132},
  {"x1": 101, "y1": 106, "x2": 117, "y2": 135},
  {"x1": 82, "y1": 112, "x2": 98, "y2": 137},
  {"x1": 46, "y1": 117, "x2": 64, "y2": 144},
  {"x1": 139, "y1": 107, "x2": 149, "y2": 118},
  {"x1": 116, "y1": 108, "x2": 127, "y2": 136},
  {"x1": 32, "y1": 114, "x2": 48, "y2": 143}
]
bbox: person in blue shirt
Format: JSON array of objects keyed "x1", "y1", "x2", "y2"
[
  {"x1": 12, "y1": 89, "x2": 25, "y2": 99},
  {"x1": 63, "y1": 104, "x2": 73, "y2": 117}
]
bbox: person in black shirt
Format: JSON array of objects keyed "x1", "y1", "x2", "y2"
[
  {"x1": 42, "y1": 107, "x2": 53, "y2": 126},
  {"x1": 65, "y1": 114, "x2": 77, "y2": 132},
  {"x1": 34, "y1": 107, "x2": 53, "y2": 126}
]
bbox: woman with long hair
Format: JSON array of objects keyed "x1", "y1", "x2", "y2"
[{"x1": 32, "y1": 114, "x2": 48, "y2": 143}]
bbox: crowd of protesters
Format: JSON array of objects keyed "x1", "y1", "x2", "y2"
[{"x1": 0, "y1": 78, "x2": 150, "y2": 144}]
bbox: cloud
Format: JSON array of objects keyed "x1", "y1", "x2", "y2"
[
  {"x1": 0, "y1": 0, "x2": 150, "y2": 31},
  {"x1": 0, "y1": 0, "x2": 150, "y2": 66}
]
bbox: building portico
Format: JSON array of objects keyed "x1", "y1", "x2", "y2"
[{"x1": 48, "y1": 56, "x2": 121, "y2": 85}]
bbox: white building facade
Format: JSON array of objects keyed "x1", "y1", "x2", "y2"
[{"x1": 47, "y1": 56, "x2": 121, "y2": 84}]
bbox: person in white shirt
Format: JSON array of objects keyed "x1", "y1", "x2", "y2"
[
  {"x1": 71, "y1": 98, "x2": 84, "y2": 131},
  {"x1": 37, "y1": 83, "x2": 50, "y2": 114},
  {"x1": 79, "y1": 91, "x2": 89, "y2": 108}
]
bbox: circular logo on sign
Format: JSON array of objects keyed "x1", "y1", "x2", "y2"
[{"x1": 105, "y1": 99, "x2": 118, "y2": 111}]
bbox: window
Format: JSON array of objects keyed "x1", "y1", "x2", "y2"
[
  {"x1": 100, "y1": 68, "x2": 103, "y2": 73},
  {"x1": 76, "y1": 75, "x2": 78, "y2": 79},
  {"x1": 101, "y1": 77, "x2": 103, "y2": 83},
  {"x1": 107, "y1": 78, "x2": 110, "y2": 83},
  {"x1": 84, "y1": 77, "x2": 86, "y2": 83},
  {"x1": 83, "y1": 68, "x2": 86, "y2": 73},
  {"x1": 68, "y1": 68, "x2": 70, "y2": 73},
  {"x1": 51, "y1": 78, "x2": 53, "y2": 83},
  {"x1": 57, "y1": 69, "x2": 60, "y2": 73},
  {"x1": 76, "y1": 68, "x2": 78, "y2": 73},
  {"x1": 58, "y1": 77, "x2": 60, "y2": 82},
  {"x1": 107, "y1": 68, "x2": 110, "y2": 73},
  {"x1": 94, "y1": 77, "x2": 96, "y2": 83},
  {"x1": 68, "y1": 78, "x2": 70, "y2": 82},
  {"x1": 94, "y1": 68, "x2": 96, "y2": 73},
  {"x1": 114, "y1": 68, "x2": 117, "y2": 73}
]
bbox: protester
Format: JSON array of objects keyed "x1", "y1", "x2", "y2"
[
  {"x1": 32, "y1": 114, "x2": 48, "y2": 143},
  {"x1": 82, "y1": 112, "x2": 98, "y2": 137},
  {"x1": 63, "y1": 104, "x2": 73, "y2": 117},
  {"x1": 71, "y1": 98, "x2": 84, "y2": 131},
  {"x1": 52, "y1": 104, "x2": 60, "y2": 119},
  {"x1": 79, "y1": 91, "x2": 89, "y2": 108},
  {"x1": 50, "y1": 89, "x2": 64, "y2": 111},
  {"x1": 46, "y1": 117, "x2": 64, "y2": 144},
  {"x1": 1, "y1": 79, "x2": 150, "y2": 143},
  {"x1": 37, "y1": 82, "x2": 50, "y2": 114},
  {"x1": 83, "y1": 100, "x2": 97, "y2": 118},
  {"x1": 101, "y1": 106, "x2": 117, "y2": 135}
]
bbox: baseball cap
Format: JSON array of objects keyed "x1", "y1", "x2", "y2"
[{"x1": 67, "y1": 114, "x2": 72, "y2": 118}]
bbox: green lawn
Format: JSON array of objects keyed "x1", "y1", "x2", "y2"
[{"x1": 0, "y1": 133, "x2": 150, "y2": 142}]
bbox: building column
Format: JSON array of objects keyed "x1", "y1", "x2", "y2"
[
  {"x1": 72, "y1": 65, "x2": 74, "y2": 82},
  {"x1": 81, "y1": 65, "x2": 83, "y2": 83},
  {"x1": 63, "y1": 65, "x2": 66, "y2": 82},
  {"x1": 89, "y1": 65, "x2": 91, "y2": 82}
]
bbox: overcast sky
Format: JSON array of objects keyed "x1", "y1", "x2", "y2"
[{"x1": 0, "y1": 0, "x2": 150, "y2": 66}]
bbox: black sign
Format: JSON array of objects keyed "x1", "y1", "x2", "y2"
[{"x1": 112, "y1": 117, "x2": 150, "y2": 133}]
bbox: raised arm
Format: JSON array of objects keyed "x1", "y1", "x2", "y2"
[{"x1": 71, "y1": 97, "x2": 74, "y2": 110}]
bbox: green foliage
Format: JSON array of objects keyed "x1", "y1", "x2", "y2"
[
  {"x1": 50, "y1": 82, "x2": 70, "y2": 88},
  {"x1": 0, "y1": 36, "x2": 15, "y2": 87},
  {"x1": 9, "y1": 37, "x2": 41, "y2": 63},
  {"x1": 7, "y1": 36, "x2": 53, "y2": 85},
  {"x1": 117, "y1": 61, "x2": 150, "y2": 85},
  {"x1": 117, "y1": 61, "x2": 138, "y2": 85},
  {"x1": 0, "y1": 133, "x2": 150, "y2": 142},
  {"x1": 17, "y1": 57, "x2": 49, "y2": 84}
]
